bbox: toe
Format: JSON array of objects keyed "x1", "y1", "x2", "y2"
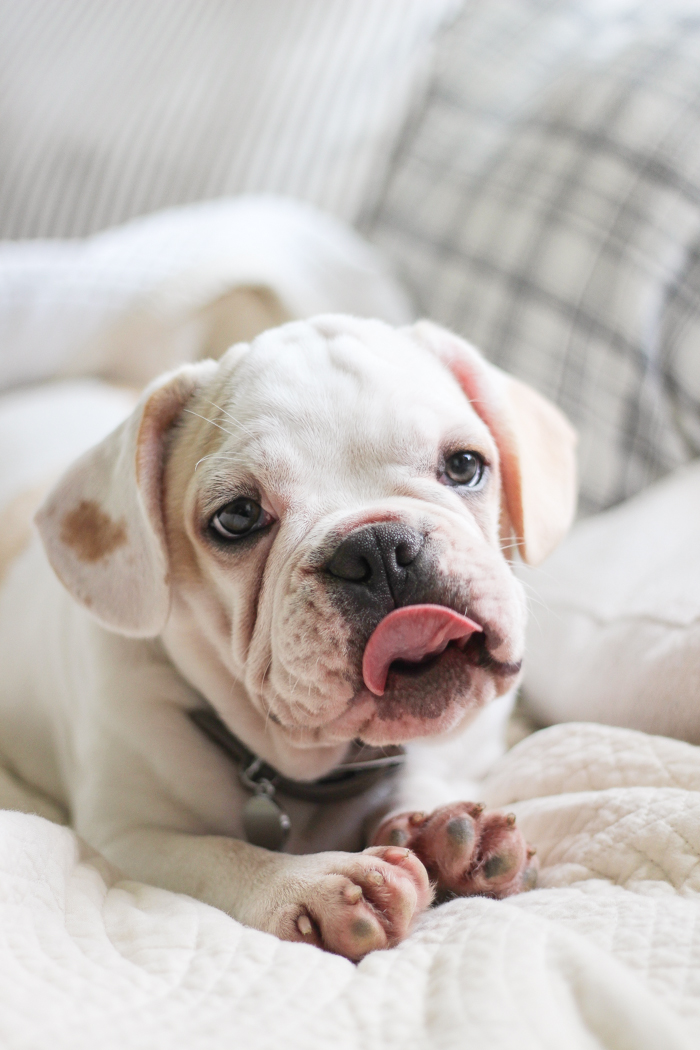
[
  {"x1": 409, "y1": 802, "x2": 482, "y2": 887},
  {"x1": 335, "y1": 902, "x2": 389, "y2": 960},
  {"x1": 371, "y1": 812, "x2": 421, "y2": 849},
  {"x1": 463, "y1": 812, "x2": 533, "y2": 897},
  {"x1": 362, "y1": 845, "x2": 433, "y2": 913}
]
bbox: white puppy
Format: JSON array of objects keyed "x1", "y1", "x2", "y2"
[{"x1": 0, "y1": 316, "x2": 576, "y2": 961}]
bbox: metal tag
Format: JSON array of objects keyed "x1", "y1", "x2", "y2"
[{"x1": 243, "y1": 792, "x2": 291, "y2": 851}]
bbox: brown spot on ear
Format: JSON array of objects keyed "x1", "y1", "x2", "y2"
[{"x1": 60, "y1": 500, "x2": 127, "y2": 562}]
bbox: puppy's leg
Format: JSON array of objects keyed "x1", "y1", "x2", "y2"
[
  {"x1": 101, "y1": 828, "x2": 432, "y2": 961},
  {"x1": 76, "y1": 751, "x2": 433, "y2": 962},
  {"x1": 59, "y1": 626, "x2": 435, "y2": 961}
]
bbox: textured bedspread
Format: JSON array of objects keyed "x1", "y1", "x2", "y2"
[{"x1": 1, "y1": 722, "x2": 699, "y2": 1050}]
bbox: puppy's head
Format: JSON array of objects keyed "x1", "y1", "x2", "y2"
[{"x1": 36, "y1": 317, "x2": 576, "y2": 774}]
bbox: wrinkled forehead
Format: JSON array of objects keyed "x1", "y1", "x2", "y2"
[{"x1": 198, "y1": 320, "x2": 492, "y2": 501}]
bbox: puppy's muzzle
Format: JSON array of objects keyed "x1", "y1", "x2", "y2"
[
  {"x1": 326, "y1": 522, "x2": 426, "y2": 617},
  {"x1": 322, "y1": 520, "x2": 520, "y2": 729}
]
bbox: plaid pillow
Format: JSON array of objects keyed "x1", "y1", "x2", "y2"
[{"x1": 370, "y1": 0, "x2": 700, "y2": 515}]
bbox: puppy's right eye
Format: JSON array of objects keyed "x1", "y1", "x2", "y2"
[{"x1": 210, "y1": 498, "x2": 271, "y2": 540}]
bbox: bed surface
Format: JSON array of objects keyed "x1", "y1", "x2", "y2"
[{"x1": 1, "y1": 721, "x2": 698, "y2": 1050}]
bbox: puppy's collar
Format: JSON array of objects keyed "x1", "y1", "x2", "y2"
[{"x1": 189, "y1": 707, "x2": 405, "y2": 851}]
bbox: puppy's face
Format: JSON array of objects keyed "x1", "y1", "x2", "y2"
[
  {"x1": 37, "y1": 316, "x2": 577, "y2": 776},
  {"x1": 164, "y1": 319, "x2": 526, "y2": 752}
]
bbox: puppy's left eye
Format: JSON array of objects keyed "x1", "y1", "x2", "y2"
[
  {"x1": 443, "y1": 450, "x2": 486, "y2": 488},
  {"x1": 210, "y1": 498, "x2": 272, "y2": 540}
]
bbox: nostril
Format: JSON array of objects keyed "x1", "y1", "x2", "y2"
[
  {"x1": 394, "y1": 533, "x2": 424, "y2": 568},
  {"x1": 327, "y1": 549, "x2": 373, "y2": 584},
  {"x1": 395, "y1": 540, "x2": 419, "y2": 567}
]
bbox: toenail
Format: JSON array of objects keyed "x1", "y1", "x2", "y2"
[
  {"x1": 297, "y1": 914, "x2": 313, "y2": 936},
  {"x1": 368, "y1": 870, "x2": 384, "y2": 886},
  {"x1": 388, "y1": 827, "x2": 409, "y2": 846},
  {"x1": 409, "y1": 812, "x2": 427, "y2": 826},
  {"x1": 344, "y1": 884, "x2": 363, "y2": 903},
  {"x1": 527, "y1": 846, "x2": 537, "y2": 858},
  {"x1": 506, "y1": 813, "x2": 516, "y2": 827},
  {"x1": 446, "y1": 816, "x2": 474, "y2": 846},
  {"x1": 473, "y1": 803, "x2": 485, "y2": 815},
  {"x1": 384, "y1": 847, "x2": 410, "y2": 863}
]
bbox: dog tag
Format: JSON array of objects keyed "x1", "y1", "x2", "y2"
[{"x1": 243, "y1": 792, "x2": 291, "y2": 851}]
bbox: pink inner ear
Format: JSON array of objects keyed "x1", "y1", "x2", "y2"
[
  {"x1": 445, "y1": 351, "x2": 524, "y2": 556},
  {"x1": 409, "y1": 322, "x2": 576, "y2": 565},
  {"x1": 362, "y1": 604, "x2": 482, "y2": 696}
]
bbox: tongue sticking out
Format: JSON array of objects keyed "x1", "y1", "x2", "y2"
[{"x1": 362, "y1": 604, "x2": 482, "y2": 697}]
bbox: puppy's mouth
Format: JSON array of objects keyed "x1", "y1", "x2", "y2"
[
  {"x1": 264, "y1": 604, "x2": 523, "y2": 749},
  {"x1": 362, "y1": 604, "x2": 483, "y2": 696}
]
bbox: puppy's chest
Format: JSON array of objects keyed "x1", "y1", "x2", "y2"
[
  {"x1": 268, "y1": 782, "x2": 397, "y2": 854},
  {"x1": 189, "y1": 712, "x2": 404, "y2": 853}
]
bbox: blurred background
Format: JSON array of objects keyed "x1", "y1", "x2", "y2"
[{"x1": 2, "y1": 0, "x2": 700, "y2": 514}]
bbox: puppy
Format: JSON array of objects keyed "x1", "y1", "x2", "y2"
[{"x1": 0, "y1": 316, "x2": 576, "y2": 961}]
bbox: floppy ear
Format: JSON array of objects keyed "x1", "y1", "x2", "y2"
[
  {"x1": 35, "y1": 360, "x2": 217, "y2": 636},
  {"x1": 407, "y1": 321, "x2": 578, "y2": 565}
]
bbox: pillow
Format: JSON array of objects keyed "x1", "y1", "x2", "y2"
[
  {"x1": 518, "y1": 458, "x2": 700, "y2": 743},
  {"x1": 370, "y1": 0, "x2": 700, "y2": 515},
  {"x1": 0, "y1": 0, "x2": 459, "y2": 237},
  {"x1": 0, "y1": 196, "x2": 413, "y2": 392}
]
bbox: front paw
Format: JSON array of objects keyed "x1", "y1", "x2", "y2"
[
  {"x1": 265, "y1": 846, "x2": 432, "y2": 961},
  {"x1": 372, "y1": 803, "x2": 538, "y2": 900}
]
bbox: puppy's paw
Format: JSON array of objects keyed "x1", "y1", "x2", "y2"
[
  {"x1": 372, "y1": 802, "x2": 538, "y2": 900},
  {"x1": 267, "y1": 847, "x2": 432, "y2": 961}
]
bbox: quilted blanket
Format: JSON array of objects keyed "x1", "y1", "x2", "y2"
[{"x1": 1, "y1": 721, "x2": 698, "y2": 1050}]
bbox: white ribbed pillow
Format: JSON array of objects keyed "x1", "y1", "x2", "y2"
[
  {"x1": 0, "y1": 0, "x2": 459, "y2": 238},
  {"x1": 520, "y1": 459, "x2": 700, "y2": 744}
]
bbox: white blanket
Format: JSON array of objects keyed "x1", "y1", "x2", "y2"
[{"x1": 1, "y1": 722, "x2": 699, "y2": 1050}]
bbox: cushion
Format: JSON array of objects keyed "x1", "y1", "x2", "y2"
[
  {"x1": 370, "y1": 0, "x2": 700, "y2": 515},
  {"x1": 0, "y1": 196, "x2": 413, "y2": 392},
  {"x1": 0, "y1": 0, "x2": 459, "y2": 236},
  {"x1": 519, "y1": 458, "x2": 700, "y2": 743}
]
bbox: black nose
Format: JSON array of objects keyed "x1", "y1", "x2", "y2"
[{"x1": 326, "y1": 522, "x2": 426, "y2": 612}]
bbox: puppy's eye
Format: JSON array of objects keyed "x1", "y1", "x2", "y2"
[
  {"x1": 443, "y1": 450, "x2": 486, "y2": 488},
  {"x1": 210, "y1": 498, "x2": 271, "y2": 540}
]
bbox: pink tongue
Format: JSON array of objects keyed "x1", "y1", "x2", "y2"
[{"x1": 362, "y1": 604, "x2": 482, "y2": 697}]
